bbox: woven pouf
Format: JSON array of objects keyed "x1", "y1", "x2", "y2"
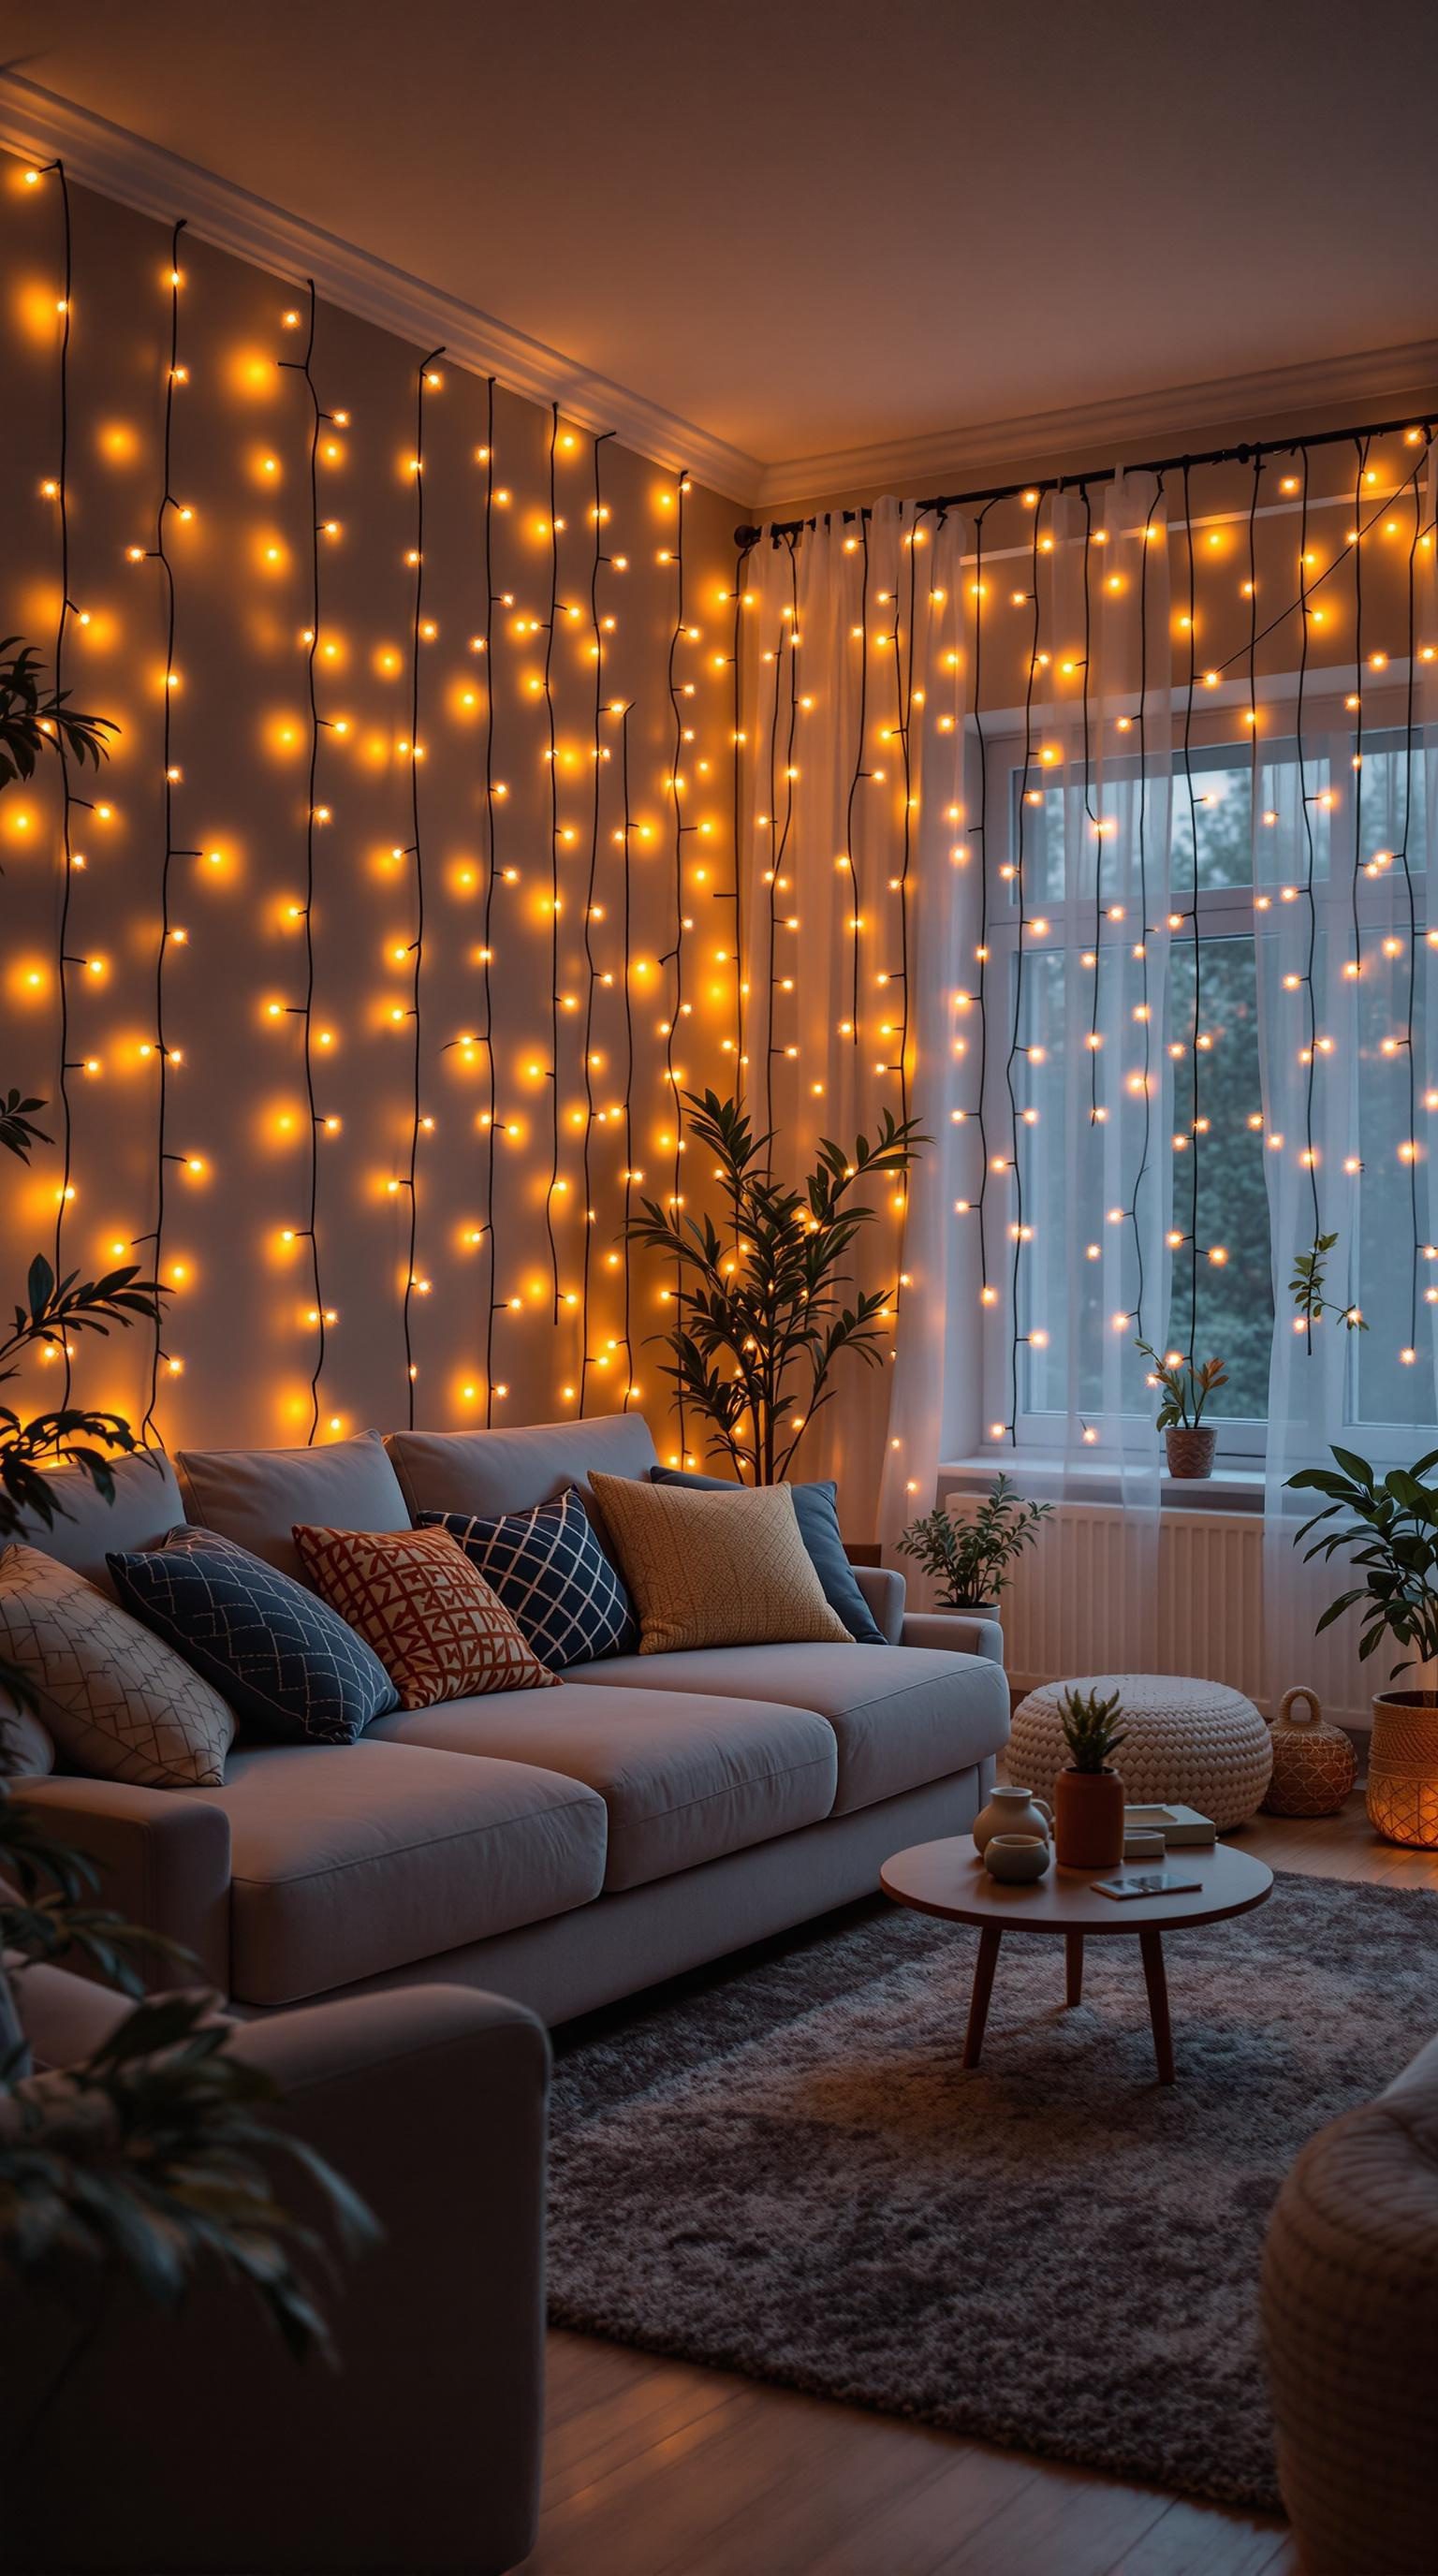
[{"x1": 1009, "y1": 1673, "x2": 1273, "y2": 1831}]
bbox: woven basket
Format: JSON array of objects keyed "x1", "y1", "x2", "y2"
[
  {"x1": 1367, "y1": 1693, "x2": 1438, "y2": 1849},
  {"x1": 1261, "y1": 1686, "x2": 1357, "y2": 1818}
]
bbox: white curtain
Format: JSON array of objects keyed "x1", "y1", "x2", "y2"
[
  {"x1": 737, "y1": 501, "x2": 973, "y2": 1542},
  {"x1": 1258, "y1": 446, "x2": 1438, "y2": 1703}
]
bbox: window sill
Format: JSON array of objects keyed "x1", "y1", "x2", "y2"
[{"x1": 937, "y1": 1456, "x2": 1265, "y2": 1515}]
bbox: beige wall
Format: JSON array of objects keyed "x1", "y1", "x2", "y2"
[{"x1": 1, "y1": 155, "x2": 741, "y2": 1456}]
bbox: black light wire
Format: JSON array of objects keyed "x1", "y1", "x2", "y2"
[
  {"x1": 1293, "y1": 447, "x2": 1325, "y2": 1339},
  {"x1": 619, "y1": 702, "x2": 636, "y2": 1410},
  {"x1": 543, "y1": 402, "x2": 564, "y2": 1322},
  {"x1": 727, "y1": 537, "x2": 755, "y2": 1079},
  {"x1": 1001, "y1": 492, "x2": 1045, "y2": 1443},
  {"x1": 44, "y1": 159, "x2": 78, "y2": 1408},
  {"x1": 277, "y1": 278, "x2": 333, "y2": 1442},
  {"x1": 578, "y1": 427, "x2": 615, "y2": 1414},
  {"x1": 967, "y1": 504, "x2": 994, "y2": 1309},
  {"x1": 842, "y1": 516, "x2": 871, "y2": 1051},
  {"x1": 476, "y1": 378, "x2": 501, "y2": 1424},
  {"x1": 1177, "y1": 460, "x2": 1204, "y2": 1375},
  {"x1": 139, "y1": 219, "x2": 197, "y2": 1442},
  {"x1": 399, "y1": 346, "x2": 445, "y2": 1428}
]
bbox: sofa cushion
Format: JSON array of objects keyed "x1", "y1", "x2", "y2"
[
  {"x1": 588, "y1": 1474, "x2": 852, "y2": 1654},
  {"x1": 108, "y1": 1528, "x2": 398, "y2": 1746},
  {"x1": 567, "y1": 1642, "x2": 1010, "y2": 1815},
  {"x1": 370, "y1": 1682, "x2": 838, "y2": 1893},
  {"x1": 175, "y1": 1430, "x2": 409, "y2": 1587},
  {"x1": 188, "y1": 1739, "x2": 607, "y2": 2006},
  {"x1": 385, "y1": 1412, "x2": 659, "y2": 1521},
  {"x1": 7, "y1": 1447, "x2": 184, "y2": 1597},
  {"x1": 652, "y1": 1467, "x2": 885, "y2": 1644},
  {"x1": 293, "y1": 1523, "x2": 556, "y2": 1710},
  {"x1": 0, "y1": 1544, "x2": 236, "y2": 1789},
  {"x1": 421, "y1": 1488, "x2": 638, "y2": 1668}
]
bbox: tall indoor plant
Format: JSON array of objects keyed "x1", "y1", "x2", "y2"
[
  {"x1": 897, "y1": 1474, "x2": 1051, "y2": 1614},
  {"x1": 626, "y1": 1090, "x2": 925, "y2": 1485},
  {"x1": 1288, "y1": 1444, "x2": 1438, "y2": 1848}
]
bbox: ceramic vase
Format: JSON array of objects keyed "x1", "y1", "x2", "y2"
[
  {"x1": 973, "y1": 1784, "x2": 1053, "y2": 1855},
  {"x1": 1054, "y1": 1766, "x2": 1126, "y2": 1870},
  {"x1": 983, "y1": 1833, "x2": 1051, "y2": 1885}
]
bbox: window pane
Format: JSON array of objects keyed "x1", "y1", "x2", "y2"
[
  {"x1": 1171, "y1": 754, "x2": 1254, "y2": 892},
  {"x1": 1167, "y1": 935, "x2": 1271, "y2": 1416}
]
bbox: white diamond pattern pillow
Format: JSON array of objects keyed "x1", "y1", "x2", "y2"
[
  {"x1": 421, "y1": 1486, "x2": 638, "y2": 1670},
  {"x1": 0, "y1": 1543, "x2": 235, "y2": 1788}
]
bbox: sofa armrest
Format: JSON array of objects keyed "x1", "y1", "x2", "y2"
[
  {"x1": 901, "y1": 1608, "x2": 1005, "y2": 1666},
  {"x1": 853, "y1": 1562, "x2": 905, "y2": 1643},
  {"x1": 10, "y1": 1776, "x2": 231, "y2": 1997},
  {"x1": 2, "y1": 1984, "x2": 550, "y2": 2575}
]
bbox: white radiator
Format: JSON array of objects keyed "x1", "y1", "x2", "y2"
[{"x1": 957, "y1": 1500, "x2": 1371, "y2": 1732}]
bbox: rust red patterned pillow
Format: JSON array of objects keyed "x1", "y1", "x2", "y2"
[{"x1": 291, "y1": 1523, "x2": 557, "y2": 1711}]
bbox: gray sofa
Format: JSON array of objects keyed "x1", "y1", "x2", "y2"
[{"x1": 8, "y1": 1413, "x2": 1010, "y2": 2027}]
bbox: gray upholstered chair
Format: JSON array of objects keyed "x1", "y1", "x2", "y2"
[
  {"x1": 1, "y1": 1962, "x2": 550, "y2": 2574},
  {"x1": 1262, "y1": 2030, "x2": 1438, "y2": 2575}
]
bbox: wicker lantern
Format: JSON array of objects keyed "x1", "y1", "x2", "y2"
[
  {"x1": 1260, "y1": 1686, "x2": 1357, "y2": 1819},
  {"x1": 1367, "y1": 1693, "x2": 1438, "y2": 1850}
]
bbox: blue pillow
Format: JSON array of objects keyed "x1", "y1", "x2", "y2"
[
  {"x1": 420, "y1": 1486, "x2": 639, "y2": 1670},
  {"x1": 107, "y1": 1526, "x2": 398, "y2": 1746},
  {"x1": 649, "y1": 1468, "x2": 885, "y2": 1644}
]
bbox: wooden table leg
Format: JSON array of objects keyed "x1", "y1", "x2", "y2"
[
  {"x1": 1139, "y1": 1928, "x2": 1175, "y2": 2085},
  {"x1": 1064, "y1": 1930, "x2": 1084, "y2": 2008},
  {"x1": 962, "y1": 1925, "x2": 1004, "y2": 2069}
]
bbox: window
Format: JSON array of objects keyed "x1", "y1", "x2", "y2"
[{"x1": 976, "y1": 699, "x2": 1434, "y2": 1462}]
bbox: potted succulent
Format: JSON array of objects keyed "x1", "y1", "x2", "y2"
[
  {"x1": 1287, "y1": 1444, "x2": 1438, "y2": 1848},
  {"x1": 1053, "y1": 1685, "x2": 1128, "y2": 1870},
  {"x1": 896, "y1": 1474, "x2": 1051, "y2": 1617},
  {"x1": 1136, "y1": 1339, "x2": 1228, "y2": 1479}
]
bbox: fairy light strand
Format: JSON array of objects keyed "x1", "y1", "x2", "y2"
[
  {"x1": 763, "y1": 533, "x2": 800, "y2": 1149},
  {"x1": 843, "y1": 516, "x2": 871, "y2": 1051},
  {"x1": 1176, "y1": 461, "x2": 1204, "y2": 1373},
  {"x1": 276, "y1": 278, "x2": 331, "y2": 1442},
  {"x1": 619, "y1": 701, "x2": 637, "y2": 1409},
  {"x1": 1001, "y1": 494, "x2": 1045, "y2": 1442},
  {"x1": 139, "y1": 218, "x2": 194, "y2": 1441},
  {"x1": 1291, "y1": 447, "x2": 1326, "y2": 1335},
  {"x1": 543, "y1": 402, "x2": 564, "y2": 1321},
  {"x1": 476, "y1": 378, "x2": 501, "y2": 1424},
  {"x1": 1127, "y1": 475, "x2": 1165, "y2": 1351},
  {"x1": 45, "y1": 159, "x2": 77, "y2": 1406},
  {"x1": 578, "y1": 428, "x2": 615, "y2": 1413},
  {"x1": 663, "y1": 469, "x2": 691, "y2": 1301},
  {"x1": 728, "y1": 537, "x2": 755, "y2": 1077},
  {"x1": 399, "y1": 345, "x2": 445, "y2": 1427},
  {"x1": 966, "y1": 505, "x2": 994, "y2": 1303},
  {"x1": 1395, "y1": 453, "x2": 1430, "y2": 1363}
]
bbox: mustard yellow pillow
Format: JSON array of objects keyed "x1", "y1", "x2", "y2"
[{"x1": 587, "y1": 1475, "x2": 852, "y2": 1655}]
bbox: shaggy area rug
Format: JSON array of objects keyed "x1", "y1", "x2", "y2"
[{"x1": 549, "y1": 1869, "x2": 1438, "y2": 2510}]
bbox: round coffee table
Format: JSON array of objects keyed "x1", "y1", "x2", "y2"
[{"x1": 880, "y1": 1838, "x2": 1273, "y2": 2084}]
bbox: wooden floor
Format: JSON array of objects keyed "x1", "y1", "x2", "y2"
[{"x1": 522, "y1": 1792, "x2": 1438, "y2": 2576}]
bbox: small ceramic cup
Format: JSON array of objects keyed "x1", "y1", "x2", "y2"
[{"x1": 983, "y1": 1832, "x2": 1051, "y2": 1885}]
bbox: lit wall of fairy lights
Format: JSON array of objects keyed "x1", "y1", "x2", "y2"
[{"x1": 1, "y1": 154, "x2": 741, "y2": 1452}]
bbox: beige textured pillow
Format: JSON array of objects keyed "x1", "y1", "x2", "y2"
[
  {"x1": 0, "y1": 1544, "x2": 235, "y2": 1788},
  {"x1": 588, "y1": 1475, "x2": 852, "y2": 1655}
]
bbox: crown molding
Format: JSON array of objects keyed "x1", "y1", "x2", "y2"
[
  {"x1": 0, "y1": 73, "x2": 762, "y2": 504},
  {"x1": 754, "y1": 339, "x2": 1438, "y2": 511}
]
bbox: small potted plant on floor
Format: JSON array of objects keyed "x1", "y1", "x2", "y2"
[
  {"x1": 1136, "y1": 1339, "x2": 1228, "y2": 1479},
  {"x1": 1287, "y1": 1443, "x2": 1438, "y2": 1849},
  {"x1": 896, "y1": 1474, "x2": 1051, "y2": 1620},
  {"x1": 1053, "y1": 1685, "x2": 1128, "y2": 1870}
]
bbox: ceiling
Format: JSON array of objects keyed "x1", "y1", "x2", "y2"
[{"x1": 7, "y1": 0, "x2": 1437, "y2": 490}]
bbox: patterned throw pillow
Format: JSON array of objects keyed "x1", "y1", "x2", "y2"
[
  {"x1": 0, "y1": 1543, "x2": 235, "y2": 1788},
  {"x1": 108, "y1": 1527, "x2": 398, "y2": 1748},
  {"x1": 586, "y1": 1474, "x2": 854, "y2": 1656},
  {"x1": 420, "y1": 1487, "x2": 638, "y2": 1670},
  {"x1": 291, "y1": 1522, "x2": 557, "y2": 1711}
]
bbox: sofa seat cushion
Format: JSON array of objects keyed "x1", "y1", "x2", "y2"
[
  {"x1": 188, "y1": 1739, "x2": 607, "y2": 2006},
  {"x1": 566, "y1": 1643, "x2": 1010, "y2": 1816},
  {"x1": 369, "y1": 1684, "x2": 838, "y2": 1893}
]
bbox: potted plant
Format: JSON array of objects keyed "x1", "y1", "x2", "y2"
[
  {"x1": 1136, "y1": 1339, "x2": 1228, "y2": 1479},
  {"x1": 626, "y1": 1090, "x2": 925, "y2": 1484},
  {"x1": 1287, "y1": 1444, "x2": 1438, "y2": 1848},
  {"x1": 896, "y1": 1474, "x2": 1051, "y2": 1617},
  {"x1": 1053, "y1": 1685, "x2": 1128, "y2": 1870}
]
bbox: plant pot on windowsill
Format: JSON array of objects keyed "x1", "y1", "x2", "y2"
[
  {"x1": 1367, "y1": 1689, "x2": 1438, "y2": 1849},
  {"x1": 1165, "y1": 1426, "x2": 1216, "y2": 1479},
  {"x1": 936, "y1": 1599, "x2": 999, "y2": 1618}
]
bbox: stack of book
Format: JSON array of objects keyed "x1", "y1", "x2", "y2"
[{"x1": 1123, "y1": 1802, "x2": 1216, "y2": 1859}]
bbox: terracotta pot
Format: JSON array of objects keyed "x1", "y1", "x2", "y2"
[
  {"x1": 1054, "y1": 1765, "x2": 1126, "y2": 1870},
  {"x1": 1165, "y1": 1425, "x2": 1216, "y2": 1479},
  {"x1": 1367, "y1": 1690, "x2": 1438, "y2": 1849}
]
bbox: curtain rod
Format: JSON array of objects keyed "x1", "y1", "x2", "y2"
[{"x1": 732, "y1": 407, "x2": 1435, "y2": 548}]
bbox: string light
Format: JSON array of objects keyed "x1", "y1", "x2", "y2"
[
  {"x1": 43, "y1": 158, "x2": 79, "y2": 1404},
  {"x1": 476, "y1": 377, "x2": 501, "y2": 1422},
  {"x1": 276, "y1": 278, "x2": 334, "y2": 1441},
  {"x1": 577, "y1": 427, "x2": 616, "y2": 1414},
  {"x1": 842, "y1": 513, "x2": 870, "y2": 1049},
  {"x1": 399, "y1": 344, "x2": 446, "y2": 1426},
  {"x1": 543, "y1": 402, "x2": 564, "y2": 1322}
]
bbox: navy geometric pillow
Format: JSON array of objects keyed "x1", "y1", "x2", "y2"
[
  {"x1": 107, "y1": 1525, "x2": 399, "y2": 1747},
  {"x1": 420, "y1": 1487, "x2": 638, "y2": 1670}
]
